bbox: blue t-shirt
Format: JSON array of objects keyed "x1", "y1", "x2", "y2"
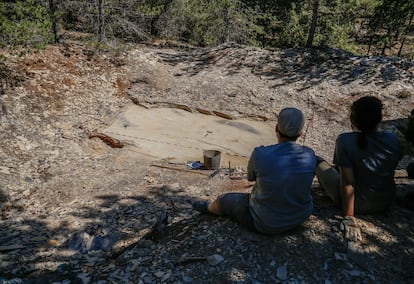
[
  {"x1": 247, "y1": 142, "x2": 316, "y2": 234},
  {"x1": 333, "y1": 131, "x2": 402, "y2": 195}
]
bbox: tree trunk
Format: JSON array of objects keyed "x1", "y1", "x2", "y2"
[
  {"x1": 306, "y1": 0, "x2": 319, "y2": 48},
  {"x1": 98, "y1": 0, "x2": 105, "y2": 42},
  {"x1": 49, "y1": 0, "x2": 58, "y2": 43},
  {"x1": 381, "y1": 38, "x2": 388, "y2": 56},
  {"x1": 222, "y1": 5, "x2": 230, "y2": 43},
  {"x1": 150, "y1": 0, "x2": 175, "y2": 37},
  {"x1": 367, "y1": 35, "x2": 373, "y2": 55},
  {"x1": 398, "y1": 9, "x2": 413, "y2": 57}
]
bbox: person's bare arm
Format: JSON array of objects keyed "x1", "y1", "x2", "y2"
[
  {"x1": 339, "y1": 166, "x2": 355, "y2": 217},
  {"x1": 339, "y1": 166, "x2": 362, "y2": 241}
]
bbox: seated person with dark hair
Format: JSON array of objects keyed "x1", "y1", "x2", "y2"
[{"x1": 316, "y1": 96, "x2": 402, "y2": 240}]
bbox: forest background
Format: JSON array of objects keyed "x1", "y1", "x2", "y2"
[{"x1": 0, "y1": 0, "x2": 413, "y2": 58}]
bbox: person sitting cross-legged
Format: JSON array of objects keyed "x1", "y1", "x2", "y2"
[{"x1": 193, "y1": 107, "x2": 317, "y2": 235}]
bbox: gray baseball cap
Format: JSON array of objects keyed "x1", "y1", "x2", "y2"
[{"x1": 278, "y1": 107, "x2": 305, "y2": 137}]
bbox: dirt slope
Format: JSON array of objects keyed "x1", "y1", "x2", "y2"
[{"x1": 0, "y1": 40, "x2": 413, "y2": 283}]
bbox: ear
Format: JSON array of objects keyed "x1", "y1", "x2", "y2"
[{"x1": 275, "y1": 124, "x2": 282, "y2": 140}]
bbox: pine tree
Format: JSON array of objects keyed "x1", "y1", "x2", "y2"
[
  {"x1": 155, "y1": 0, "x2": 260, "y2": 46},
  {"x1": 0, "y1": 0, "x2": 52, "y2": 48},
  {"x1": 368, "y1": 0, "x2": 414, "y2": 56}
]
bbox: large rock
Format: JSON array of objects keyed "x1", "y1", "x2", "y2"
[{"x1": 380, "y1": 109, "x2": 414, "y2": 156}]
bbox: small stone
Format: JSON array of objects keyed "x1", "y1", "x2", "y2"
[
  {"x1": 154, "y1": 271, "x2": 165, "y2": 278},
  {"x1": 68, "y1": 232, "x2": 93, "y2": 253},
  {"x1": 0, "y1": 166, "x2": 11, "y2": 175},
  {"x1": 323, "y1": 259, "x2": 330, "y2": 271},
  {"x1": 207, "y1": 254, "x2": 224, "y2": 265},
  {"x1": 334, "y1": 253, "x2": 347, "y2": 261},
  {"x1": 166, "y1": 182, "x2": 180, "y2": 190},
  {"x1": 48, "y1": 239, "x2": 61, "y2": 247},
  {"x1": 345, "y1": 262, "x2": 353, "y2": 270},
  {"x1": 347, "y1": 242, "x2": 371, "y2": 269},
  {"x1": 56, "y1": 263, "x2": 69, "y2": 273},
  {"x1": 276, "y1": 265, "x2": 288, "y2": 280},
  {"x1": 76, "y1": 273, "x2": 91, "y2": 284},
  {"x1": 144, "y1": 175, "x2": 157, "y2": 184},
  {"x1": 161, "y1": 271, "x2": 171, "y2": 282},
  {"x1": 345, "y1": 269, "x2": 361, "y2": 277},
  {"x1": 141, "y1": 275, "x2": 153, "y2": 284}
]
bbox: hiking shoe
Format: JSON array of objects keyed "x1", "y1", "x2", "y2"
[{"x1": 192, "y1": 200, "x2": 209, "y2": 213}]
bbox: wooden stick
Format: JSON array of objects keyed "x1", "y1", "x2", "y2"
[
  {"x1": 151, "y1": 164, "x2": 210, "y2": 176},
  {"x1": 177, "y1": 256, "x2": 207, "y2": 264}
]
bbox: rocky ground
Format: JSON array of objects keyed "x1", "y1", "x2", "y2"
[{"x1": 0, "y1": 37, "x2": 414, "y2": 283}]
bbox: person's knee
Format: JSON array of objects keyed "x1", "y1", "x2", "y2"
[
  {"x1": 316, "y1": 162, "x2": 341, "y2": 205},
  {"x1": 208, "y1": 196, "x2": 224, "y2": 215},
  {"x1": 316, "y1": 161, "x2": 334, "y2": 176},
  {"x1": 317, "y1": 163, "x2": 339, "y2": 186}
]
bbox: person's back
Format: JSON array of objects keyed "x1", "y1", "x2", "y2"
[
  {"x1": 248, "y1": 142, "x2": 316, "y2": 234},
  {"x1": 316, "y1": 96, "x2": 403, "y2": 217},
  {"x1": 335, "y1": 131, "x2": 401, "y2": 196}
]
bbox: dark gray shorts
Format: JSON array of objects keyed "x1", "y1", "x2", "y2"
[{"x1": 219, "y1": 192, "x2": 256, "y2": 231}]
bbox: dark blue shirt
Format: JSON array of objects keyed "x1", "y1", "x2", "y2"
[
  {"x1": 248, "y1": 142, "x2": 316, "y2": 234},
  {"x1": 334, "y1": 131, "x2": 402, "y2": 195}
]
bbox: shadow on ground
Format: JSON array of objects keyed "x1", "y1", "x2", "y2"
[
  {"x1": 157, "y1": 44, "x2": 414, "y2": 90},
  {"x1": 0, "y1": 186, "x2": 7, "y2": 205},
  {"x1": 1, "y1": 179, "x2": 414, "y2": 282}
]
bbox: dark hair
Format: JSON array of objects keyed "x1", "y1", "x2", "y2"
[{"x1": 350, "y1": 96, "x2": 382, "y2": 149}]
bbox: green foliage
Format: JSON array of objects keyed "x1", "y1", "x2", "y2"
[
  {"x1": 277, "y1": 2, "x2": 309, "y2": 47},
  {"x1": 136, "y1": 2, "x2": 165, "y2": 16},
  {"x1": 156, "y1": 0, "x2": 260, "y2": 46},
  {"x1": 254, "y1": 12, "x2": 281, "y2": 47},
  {"x1": 0, "y1": 0, "x2": 411, "y2": 58},
  {"x1": 272, "y1": 0, "x2": 375, "y2": 51},
  {"x1": 0, "y1": 0, "x2": 52, "y2": 48},
  {"x1": 367, "y1": 0, "x2": 414, "y2": 55}
]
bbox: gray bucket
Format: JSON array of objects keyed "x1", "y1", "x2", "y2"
[{"x1": 203, "y1": 150, "x2": 221, "y2": 170}]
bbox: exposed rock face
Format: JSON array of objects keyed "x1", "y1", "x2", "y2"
[{"x1": 380, "y1": 110, "x2": 414, "y2": 156}]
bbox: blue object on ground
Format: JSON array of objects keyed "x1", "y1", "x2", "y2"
[{"x1": 187, "y1": 161, "x2": 204, "y2": 169}]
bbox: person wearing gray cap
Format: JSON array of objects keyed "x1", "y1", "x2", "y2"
[{"x1": 193, "y1": 107, "x2": 317, "y2": 234}]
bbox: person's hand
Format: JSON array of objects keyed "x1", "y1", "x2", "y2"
[{"x1": 339, "y1": 216, "x2": 362, "y2": 241}]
